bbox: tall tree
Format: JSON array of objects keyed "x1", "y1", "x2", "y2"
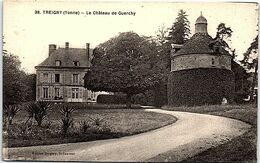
[
  {"x1": 3, "y1": 53, "x2": 27, "y2": 105},
  {"x1": 167, "y1": 9, "x2": 190, "y2": 44},
  {"x1": 241, "y1": 35, "x2": 258, "y2": 102},
  {"x1": 214, "y1": 23, "x2": 233, "y2": 52},
  {"x1": 3, "y1": 53, "x2": 36, "y2": 105},
  {"x1": 84, "y1": 32, "x2": 164, "y2": 107}
]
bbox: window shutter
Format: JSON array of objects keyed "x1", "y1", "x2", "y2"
[
  {"x1": 80, "y1": 73, "x2": 83, "y2": 85},
  {"x1": 48, "y1": 73, "x2": 51, "y2": 83},
  {"x1": 40, "y1": 73, "x2": 43, "y2": 83},
  {"x1": 60, "y1": 74, "x2": 63, "y2": 84},
  {"x1": 79, "y1": 88, "x2": 83, "y2": 98},
  {"x1": 68, "y1": 87, "x2": 72, "y2": 98},
  {"x1": 52, "y1": 74, "x2": 55, "y2": 83}
]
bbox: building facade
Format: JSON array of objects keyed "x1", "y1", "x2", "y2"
[
  {"x1": 35, "y1": 42, "x2": 97, "y2": 102},
  {"x1": 168, "y1": 14, "x2": 235, "y2": 106}
]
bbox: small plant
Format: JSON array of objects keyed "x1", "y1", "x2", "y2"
[
  {"x1": 79, "y1": 120, "x2": 91, "y2": 134},
  {"x1": 3, "y1": 104, "x2": 21, "y2": 127},
  {"x1": 25, "y1": 101, "x2": 51, "y2": 127},
  {"x1": 89, "y1": 116, "x2": 105, "y2": 127},
  {"x1": 58, "y1": 105, "x2": 75, "y2": 137}
]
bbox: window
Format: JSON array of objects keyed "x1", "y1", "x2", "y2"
[
  {"x1": 43, "y1": 73, "x2": 48, "y2": 82},
  {"x1": 73, "y1": 74, "x2": 79, "y2": 84},
  {"x1": 55, "y1": 74, "x2": 60, "y2": 83},
  {"x1": 55, "y1": 60, "x2": 61, "y2": 66},
  {"x1": 212, "y1": 58, "x2": 215, "y2": 65},
  {"x1": 43, "y1": 87, "x2": 48, "y2": 99},
  {"x1": 73, "y1": 61, "x2": 80, "y2": 66},
  {"x1": 72, "y1": 88, "x2": 79, "y2": 99},
  {"x1": 214, "y1": 47, "x2": 220, "y2": 53},
  {"x1": 55, "y1": 88, "x2": 60, "y2": 97}
]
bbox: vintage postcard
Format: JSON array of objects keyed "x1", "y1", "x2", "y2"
[{"x1": 2, "y1": 0, "x2": 258, "y2": 162}]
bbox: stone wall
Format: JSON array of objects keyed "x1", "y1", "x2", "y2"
[{"x1": 171, "y1": 54, "x2": 232, "y2": 71}]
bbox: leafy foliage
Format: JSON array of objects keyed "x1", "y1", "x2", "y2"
[
  {"x1": 85, "y1": 32, "x2": 166, "y2": 106},
  {"x1": 214, "y1": 23, "x2": 233, "y2": 52},
  {"x1": 3, "y1": 105, "x2": 21, "y2": 126},
  {"x1": 25, "y1": 101, "x2": 51, "y2": 127},
  {"x1": 231, "y1": 61, "x2": 251, "y2": 103},
  {"x1": 58, "y1": 105, "x2": 76, "y2": 136},
  {"x1": 240, "y1": 35, "x2": 258, "y2": 102},
  {"x1": 78, "y1": 120, "x2": 91, "y2": 134},
  {"x1": 3, "y1": 53, "x2": 36, "y2": 105},
  {"x1": 167, "y1": 9, "x2": 190, "y2": 44}
]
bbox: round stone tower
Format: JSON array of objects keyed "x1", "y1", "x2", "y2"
[{"x1": 168, "y1": 13, "x2": 235, "y2": 106}]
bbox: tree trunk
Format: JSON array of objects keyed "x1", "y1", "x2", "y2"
[
  {"x1": 126, "y1": 93, "x2": 132, "y2": 108},
  {"x1": 250, "y1": 62, "x2": 258, "y2": 103}
]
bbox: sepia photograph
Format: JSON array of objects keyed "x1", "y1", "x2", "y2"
[{"x1": 2, "y1": 1, "x2": 258, "y2": 162}]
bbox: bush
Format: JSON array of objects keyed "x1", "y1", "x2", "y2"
[
  {"x1": 168, "y1": 68, "x2": 235, "y2": 106},
  {"x1": 58, "y1": 105, "x2": 76, "y2": 137},
  {"x1": 3, "y1": 104, "x2": 21, "y2": 126},
  {"x1": 78, "y1": 120, "x2": 91, "y2": 134},
  {"x1": 25, "y1": 101, "x2": 51, "y2": 127},
  {"x1": 97, "y1": 94, "x2": 127, "y2": 104}
]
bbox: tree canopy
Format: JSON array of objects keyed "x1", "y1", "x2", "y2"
[
  {"x1": 214, "y1": 23, "x2": 233, "y2": 52},
  {"x1": 240, "y1": 35, "x2": 258, "y2": 102},
  {"x1": 84, "y1": 32, "x2": 165, "y2": 105},
  {"x1": 3, "y1": 53, "x2": 36, "y2": 105},
  {"x1": 167, "y1": 9, "x2": 191, "y2": 44}
]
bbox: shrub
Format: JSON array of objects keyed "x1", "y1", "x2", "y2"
[
  {"x1": 58, "y1": 105, "x2": 75, "y2": 137},
  {"x1": 78, "y1": 120, "x2": 91, "y2": 134},
  {"x1": 168, "y1": 68, "x2": 235, "y2": 106},
  {"x1": 91, "y1": 117, "x2": 105, "y2": 127},
  {"x1": 3, "y1": 104, "x2": 20, "y2": 127},
  {"x1": 25, "y1": 101, "x2": 51, "y2": 127},
  {"x1": 97, "y1": 94, "x2": 127, "y2": 104}
]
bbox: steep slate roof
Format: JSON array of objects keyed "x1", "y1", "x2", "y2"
[
  {"x1": 174, "y1": 33, "x2": 230, "y2": 56},
  {"x1": 36, "y1": 48, "x2": 93, "y2": 68}
]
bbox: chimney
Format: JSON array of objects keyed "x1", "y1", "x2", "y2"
[
  {"x1": 86, "y1": 43, "x2": 90, "y2": 61},
  {"x1": 65, "y1": 42, "x2": 69, "y2": 49},
  {"x1": 49, "y1": 44, "x2": 57, "y2": 56},
  {"x1": 65, "y1": 42, "x2": 69, "y2": 56}
]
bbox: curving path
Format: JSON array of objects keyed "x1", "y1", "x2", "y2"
[{"x1": 3, "y1": 109, "x2": 250, "y2": 162}]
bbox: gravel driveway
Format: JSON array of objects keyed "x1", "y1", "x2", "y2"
[{"x1": 3, "y1": 109, "x2": 250, "y2": 162}]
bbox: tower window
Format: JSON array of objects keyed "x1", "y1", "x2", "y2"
[
  {"x1": 214, "y1": 47, "x2": 220, "y2": 53},
  {"x1": 212, "y1": 58, "x2": 215, "y2": 65},
  {"x1": 73, "y1": 61, "x2": 80, "y2": 66},
  {"x1": 55, "y1": 60, "x2": 61, "y2": 66}
]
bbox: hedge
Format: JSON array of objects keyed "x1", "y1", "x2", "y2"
[
  {"x1": 97, "y1": 94, "x2": 127, "y2": 104},
  {"x1": 167, "y1": 68, "x2": 235, "y2": 106}
]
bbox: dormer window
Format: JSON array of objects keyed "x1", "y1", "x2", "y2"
[
  {"x1": 73, "y1": 61, "x2": 80, "y2": 66},
  {"x1": 55, "y1": 60, "x2": 61, "y2": 66},
  {"x1": 214, "y1": 46, "x2": 220, "y2": 54}
]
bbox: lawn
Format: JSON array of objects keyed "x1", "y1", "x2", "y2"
[
  {"x1": 161, "y1": 104, "x2": 257, "y2": 163},
  {"x1": 3, "y1": 104, "x2": 177, "y2": 148}
]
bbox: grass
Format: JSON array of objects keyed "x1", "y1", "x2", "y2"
[
  {"x1": 161, "y1": 104, "x2": 257, "y2": 163},
  {"x1": 4, "y1": 103, "x2": 177, "y2": 148}
]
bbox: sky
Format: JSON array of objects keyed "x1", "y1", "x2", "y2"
[{"x1": 3, "y1": 1, "x2": 258, "y2": 73}]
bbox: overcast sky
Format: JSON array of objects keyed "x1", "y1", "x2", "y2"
[{"x1": 4, "y1": 1, "x2": 258, "y2": 73}]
